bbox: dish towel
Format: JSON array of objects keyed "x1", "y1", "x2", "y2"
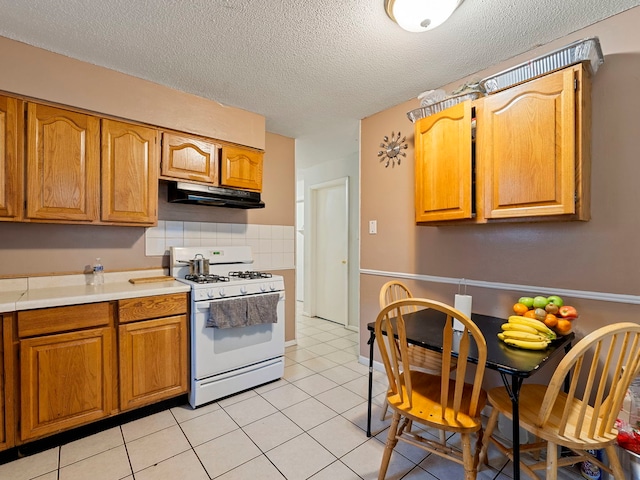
[
  {"x1": 207, "y1": 293, "x2": 280, "y2": 328},
  {"x1": 207, "y1": 297, "x2": 248, "y2": 329},
  {"x1": 247, "y1": 293, "x2": 280, "y2": 326}
]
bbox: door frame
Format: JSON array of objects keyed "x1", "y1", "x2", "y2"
[{"x1": 309, "y1": 177, "x2": 349, "y2": 327}]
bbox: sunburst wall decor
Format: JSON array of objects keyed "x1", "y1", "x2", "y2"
[{"x1": 378, "y1": 131, "x2": 407, "y2": 168}]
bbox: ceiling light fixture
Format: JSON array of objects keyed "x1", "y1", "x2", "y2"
[{"x1": 385, "y1": 0, "x2": 463, "y2": 33}]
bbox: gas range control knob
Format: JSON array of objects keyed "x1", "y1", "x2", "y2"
[
  {"x1": 240, "y1": 286, "x2": 248, "y2": 295},
  {"x1": 260, "y1": 284, "x2": 267, "y2": 292},
  {"x1": 219, "y1": 288, "x2": 226, "y2": 297},
  {"x1": 207, "y1": 289, "x2": 215, "y2": 299},
  {"x1": 269, "y1": 283, "x2": 276, "y2": 291}
]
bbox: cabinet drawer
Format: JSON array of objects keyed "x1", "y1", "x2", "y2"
[
  {"x1": 18, "y1": 302, "x2": 111, "y2": 338},
  {"x1": 118, "y1": 293, "x2": 188, "y2": 323}
]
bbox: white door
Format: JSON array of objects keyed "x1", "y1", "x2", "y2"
[{"x1": 311, "y1": 178, "x2": 348, "y2": 325}]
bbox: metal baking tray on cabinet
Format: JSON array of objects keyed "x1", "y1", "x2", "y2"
[
  {"x1": 479, "y1": 37, "x2": 604, "y2": 94},
  {"x1": 407, "y1": 91, "x2": 482, "y2": 123}
]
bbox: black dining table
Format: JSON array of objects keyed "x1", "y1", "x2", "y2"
[{"x1": 366, "y1": 309, "x2": 573, "y2": 480}]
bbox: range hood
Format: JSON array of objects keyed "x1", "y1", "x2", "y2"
[{"x1": 168, "y1": 182, "x2": 265, "y2": 209}]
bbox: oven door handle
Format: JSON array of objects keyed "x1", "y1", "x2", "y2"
[{"x1": 195, "y1": 292, "x2": 284, "y2": 311}]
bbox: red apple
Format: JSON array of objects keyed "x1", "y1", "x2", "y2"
[{"x1": 558, "y1": 305, "x2": 578, "y2": 319}]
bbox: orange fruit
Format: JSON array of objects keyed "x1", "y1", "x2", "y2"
[
  {"x1": 523, "y1": 310, "x2": 538, "y2": 319},
  {"x1": 555, "y1": 319, "x2": 572, "y2": 335},
  {"x1": 544, "y1": 313, "x2": 558, "y2": 328},
  {"x1": 513, "y1": 303, "x2": 529, "y2": 315}
]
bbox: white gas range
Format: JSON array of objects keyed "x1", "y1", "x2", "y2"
[{"x1": 170, "y1": 246, "x2": 285, "y2": 408}]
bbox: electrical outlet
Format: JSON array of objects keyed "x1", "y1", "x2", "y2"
[{"x1": 369, "y1": 220, "x2": 377, "y2": 234}]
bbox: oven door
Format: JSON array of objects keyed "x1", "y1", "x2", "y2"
[{"x1": 192, "y1": 291, "x2": 285, "y2": 380}]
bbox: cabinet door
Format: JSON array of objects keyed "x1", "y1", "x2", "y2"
[
  {"x1": 26, "y1": 104, "x2": 100, "y2": 222},
  {"x1": 0, "y1": 314, "x2": 16, "y2": 451},
  {"x1": 101, "y1": 119, "x2": 159, "y2": 225},
  {"x1": 161, "y1": 132, "x2": 219, "y2": 184},
  {"x1": 119, "y1": 315, "x2": 188, "y2": 411},
  {"x1": 479, "y1": 67, "x2": 581, "y2": 219},
  {"x1": 220, "y1": 144, "x2": 263, "y2": 191},
  {"x1": 20, "y1": 327, "x2": 113, "y2": 441},
  {"x1": 415, "y1": 101, "x2": 473, "y2": 223},
  {"x1": 0, "y1": 96, "x2": 23, "y2": 221}
]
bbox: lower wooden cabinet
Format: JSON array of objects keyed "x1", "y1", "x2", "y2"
[
  {"x1": 119, "y1": 315, "x2": 188, "y2": 411},
  {"x1": 0, "y1": 313, "x2": 16, "y2": 451},
  {"x1": 18, "y1": 303, "x2": 114, "y2": 442},
  {"x1": 118, "y1": 293, "x2": 188, "y2": 411},
  {"x1": 12, "y1": 294, "x2": 188, "y2": 444}
]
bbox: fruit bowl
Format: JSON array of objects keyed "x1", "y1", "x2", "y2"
[{"x1": 513, "y1": 295, "x2": 578, "y2": 337}]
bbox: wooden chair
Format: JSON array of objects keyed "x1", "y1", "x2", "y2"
[
  {"x1": 478, "y1": 322, "x2": 640, "y2": 480},
  {"x1": 378, "y1": 281, "x2": 457, "y2": 421},
  {"x1": 375, "y1": 298, "x2": 487, "y2": 480}
]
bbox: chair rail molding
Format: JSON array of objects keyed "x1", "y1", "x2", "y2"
[{"x1": 360, "y1": 269, "x2": 640, "y2": 305}]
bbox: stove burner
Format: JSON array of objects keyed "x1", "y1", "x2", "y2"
[
  {"x1": 185, "y1": 274, "x2": 230, "y2": 284},
  {"x1": 229, "y1": 271, "x2": 273, "y2": 280}
]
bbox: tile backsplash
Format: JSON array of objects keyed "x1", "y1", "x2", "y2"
[{"x1": 146, "y1": 221, "x2": 295, "y2": 271}]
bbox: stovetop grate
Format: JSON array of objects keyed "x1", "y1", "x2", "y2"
[
  {"x1": 229, "y1": 271, "x2": 273, "y2": 279},
  {"x1": 185, "y1": 274, "x2": 231, "y2": 284}
]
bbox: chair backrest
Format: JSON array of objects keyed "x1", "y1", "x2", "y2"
[
  {"x1": 379, "y1": 280, "x2": 416, "y2": 316},
  {"x1": 537, "y1": 322, "x2": 640, "y2": 440},
  {"x1": 375, "y1": 298, "x2": 487, "y2": 419}
]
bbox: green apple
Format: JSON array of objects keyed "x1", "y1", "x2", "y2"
[
  {"x1": 518, "y1": 296, "x2": 535, "y2": 308},
  {"x1": 532, "y1": 296, "x2": 549, "y2": 308},
  {"x1": 546, "y1": 295, "x2": 564, "y2": 307}
]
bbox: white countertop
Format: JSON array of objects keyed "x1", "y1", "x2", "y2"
[{"x1": 0, "y1": 270, "x2": 190, "y2": 313}]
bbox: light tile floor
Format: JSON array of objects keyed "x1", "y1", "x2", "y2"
[{"x1": 0, "y1": 303, "x2": 588, "y2": 480}]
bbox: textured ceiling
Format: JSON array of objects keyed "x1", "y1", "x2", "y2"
[{"x1": 0, "y1": 0, "x2": 639, "y2": 161}]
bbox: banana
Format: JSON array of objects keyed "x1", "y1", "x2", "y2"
[
  {"x1": 498, "y1": 331, "x2": 549, "y2": 342},
  {"x1": 501, "y1": 322, "x2": 539, "y2": 335},
  {"x1": 502, "y1": 338, "x2": 550, "y2": 350},
  {"x1": 508, "y1": 315, "x2": 557, "y2": 340}
]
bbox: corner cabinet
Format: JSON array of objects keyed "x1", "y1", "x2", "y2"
[
  {"x1": 220, "y1": 144, "x2": 263, "y2": 191},
  {"x1": 415, "y1": 64, "x2": 591, "y2": 225},
  {"x1": 26, "y1": 104, "x2": 101, "y2": 222},
  {"x1": 117, "y1": 293, "x2": 188, "y2": 411},
  {"x1": 0, "y1": 96, "x2": 23, "y2": 222},
  {"x1": 101, "y1": 119, "x2": 159, "y2": 225},
  {"x1": 161, "y1": 132, "x2": 219, "y2": 184},
  {"x1": 17, "y1": 303, "x2": 115, "y2": 442}
]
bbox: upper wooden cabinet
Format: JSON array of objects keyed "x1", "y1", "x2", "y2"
[
  {"x1": 478, "y1": 66, "x2": 589, "y2": 220},
  {"x1": 415, "y1": 64, "x2": 590, "y2": 225},
  {"x1": 415, "y1": 101, "x2": 474, "y2": 223},
  {"x1": 161, "y1": 132, "x2": 219, "y2": 184},
  {"x1": 26, "y1": 104, "x2": 100, "y2": 222},
  {"x1": 0, "y1": 96, "x2": 23, "y2": 222},
  {"x1": 101, "y1": 119, "x2": 159, "y2": 225},
  {"x1": 220, "y1": 144, "x2": 263, "y2": 191}
]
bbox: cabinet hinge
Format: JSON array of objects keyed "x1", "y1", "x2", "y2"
[{"x1": 574, "y1": 78, "x2": 578, "y2": 90}]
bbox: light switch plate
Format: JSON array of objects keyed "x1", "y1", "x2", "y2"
[{"x1": 369, "y1": 220, "x2": 377, "y2": 234}]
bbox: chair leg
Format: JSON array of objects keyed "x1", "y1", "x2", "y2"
[
  {"x1": 460, "y1": 433, "x2": 476, "y2": 480},
  {"x1": 604, "y1": 445, "x2": 625, "y2": 480},
  {"x1": 478, "y1": 407, "x2": 499, "y2": 466},
  {"x1": 546, "y1": 441, "x2": 558, "y2": 480},
  {"x1": 380, "y1": 399, "x2": 389, "y2": 421},
  {"x1": 378, "y1": 412, "x2": 400, "y2": 480}
]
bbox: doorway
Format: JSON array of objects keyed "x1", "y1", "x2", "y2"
[{"x1": 309, "y1": 177, "x2": 349, "y2": 326}]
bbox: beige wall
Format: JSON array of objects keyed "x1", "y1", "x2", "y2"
[
  {"x1": 0, "y1": 36, "x2": 264, "y2": 149},
  {"x1": 0, "y1": 38, "x2": 296, "y2": 341},
  {"x1": 360, "y1": 8, "x2": 640, "y2": 357}
]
